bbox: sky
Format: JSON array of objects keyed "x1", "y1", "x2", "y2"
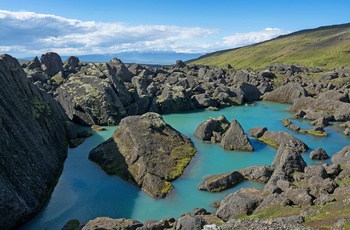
[{"x1": 0, "y1": 0, "x2": 349, "y2": 59}]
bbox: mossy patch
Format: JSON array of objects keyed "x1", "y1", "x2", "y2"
[
  {"x1": 168, "y1": 146, "x2": 196, "y2": 180},
  {"x1": 299, "y1": 129, "x2": 328, "y2": 137},
  {"x1": 161, "y1": 181, "x2": 173, "y2": 195},
  {"x1": 30, "y1": 96, "x2": 52, "y2": 121},
  {"x1": 258, "y1": 136, "x2": 279, "y2": 148},
  {"x1": 239, "y1": 205, "x2": 301, "y2": 220}
]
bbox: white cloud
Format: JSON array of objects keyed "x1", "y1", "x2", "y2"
[
  {"x1": 0, "y1": 10, "x2": 290, "y2": 57},
  {"x1": 222, "y1": 28, "x2": 289, "y2": 47}
]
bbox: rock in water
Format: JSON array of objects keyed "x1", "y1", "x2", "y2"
[
  {"x1": 220, "y1": 119, "x2": 254, "y2": 151},
  {"x1": 89, "y1": 112, "x2": 196, "y2": 198},
  {"x1": 194, "y1": 115, "x2": 230, "y2": 141},
  {"x1": 263, "y1": 82, "x2": 308, "y2": 104},
  {"x1": 198, "y1": 171, "x2": 245, "y2": 192},
  {"x1": 0, "y1": 54, "x2": 68, "y2": 229}
]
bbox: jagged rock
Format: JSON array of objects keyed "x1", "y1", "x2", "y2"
[
  {"x1": 109, "y1": 58, "x2": 134, "y2": 82},
  {"x1": 237, "y1": 82, "x2": 262, "y2": 101},
  {"x1": 174, "y1": 215, "x2": 206, "y2": 230},
  {"x1": 258, "y1": 131, "x2": 309, "y2": 153},
  {"x1": 40, "y1": 52, "x2": 64, "y2": 76},
  {"x1": 55, "y1": 63, "x2": 129, "y2": 125},
  {"x1": 27, "y1": 56, "x2": 41, "y2": 69},
  {"x1": 198, "y1": 171, "x2": 244, "y2": 192},
  {"x1": 310, "y1": 117, "x2": 330, "y2": 127},
  {"x1": 192, "y1": 94, "x2": 218, "y2": 108},
  {"x1": 263, "y1": 83, "x2": 308, "y2": 104},
  {"x1": 272, "y1": 144, "x2": 307, "y2": 176},
  {"x1": 216, "y1": 188, "x2": 264, "y2": 221},
  {"x1": 174, "y1": 60, "x2": 186, "y2": 68},
  {"x1": 0, "y1": 54, "x2": 68, "y2": 229},
  {"x1": 304, "y1": 165, "x2": 327, "y2": 179},
  {"x1": 82, "y1": 217, "x2": 143, "y2": 230},
  {"x1": 309, "y1": 148, "x2": 329, "y2": 160},
  {"x1": 89, "y1": 112, "x2": 196, "y2": 198},
  {"x1": 63, "y1": 56, "x2": 80, "y2": 74},
  {"x1": 220, "y1": 119, "x2": 254, "y2": 151},
  {"x1": 141, "y1": 218, "x2": 175, "y2": 230},
  {"x1": 194, "y1": 115, "x2": 230, "y2": 141},
  {"x1": 249, "y1": 127, "x2": 267, "y2": 138},
  {"x1": 283, "y1": 188, "x2": 313, "y2": 207},
  {"x1": 331, "y1": 145, "x2": 350, "y2": 165},
  {"x1": 238, "y1": 165, "x2": 273, "y2": 183}
]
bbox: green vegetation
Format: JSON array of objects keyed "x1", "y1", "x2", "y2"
[
  {"x1": 188, "y1": 23, "x2": 350, "y2": 70},
  {"x1": 299, "y1": 129, "x2": 328, "y2": 137},
  {"x1": 31, "y1": 96, "x2": 52, "y2": 121},
  {"x1": 258, "y1": 136, "x2": 279, "y2": 148},
  {"x1": 168, "y1": 146, "x2": 196, "y2": 180},
  {"x1": 239, "y1": 205, "x2": 301, "y2": 220},
  {"x1": 160, "y1": 181, "x2": 173, "y2": 195}
]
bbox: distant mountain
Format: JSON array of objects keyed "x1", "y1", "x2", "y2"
[
  {"x1": 64, "y1": 52, "x2": 205, "y2": 65},
  {"x1": 188, "y1": 23, "x2": 350, "y2": 70}
]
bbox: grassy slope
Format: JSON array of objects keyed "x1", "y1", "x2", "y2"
[{"x1": 188, "y1": 23, "x2": 350, "y2": 70}]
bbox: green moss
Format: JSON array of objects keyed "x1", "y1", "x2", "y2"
[
  {"x1": 240, "y1": 205, "x2": 302, "y2": 220},
  {"x1": 281, "y1": 119, "x2": 291, "y2": 127},
  {"x1": 168, "y1": 146, "x2": 196, "y2": 180},
  {"x1": 299, "y1": 129, "x2": 328, "y2": 137},
  {"x1": 91, "y1": 125, "x2": 106, "y2": 131},
  {"x1": 161, "y1": 181, "x2": 173, "y2": 195},
  {"x1": 52, "y1": 73, "x2": 65, "y2": 85},
  {"x1": 258, "y1": 136, "x2": 279, "y2": 148},
  {"x1": 336, "y1": 177, "x2": 350, "y2": 187},
  {"x1": 30, "y1": 96, "x2": 52, "y2": 121}
]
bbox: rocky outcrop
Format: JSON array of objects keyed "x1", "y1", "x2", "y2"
[
  {"x1": 331, "y1": 145, "x2": 350, "y2": 164},
  {"x1": 194, "y1": 115, "x2": 230, "y2": 141},
  {"x1": 55, "y1": 62, "x2": 130, "y2": 125},
  {"x1": 89, "y1": 112, "x2": 196, "y2": 198},
  {"x1": 258, "y1": 130, "x2": 309, "y2": 153},
  {"x1": 263, "y1": 82, "x2": 308, "y2": 104},
  {"x1": 309, "y1": 148, "x2": 329, "y2": 160},
  {"x1": 0, "y1": 54, "x2": 69, "y2": 229},
  {"x1": 220, "y1": 119, "x2": 254, "y2": 151},
  {"x1": 40, "y1": 52, "x2": 64, "y2": 76},
  {"x1": 216, "y1": 188, "x2": 264, "y2": 221},
  {"x1": 82, "y1": 217, "x2": 143, "y2": 230},
  {"x1": 198, "y1": 171, "x2": 244, "y2": 192},
  {"x1": 238, "y1": 165, "x2": 273, "y2": 183}
]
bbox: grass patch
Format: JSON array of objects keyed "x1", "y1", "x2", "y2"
[
  {"x1": 239, "y1": 205, "x2": 302, "y2": 220},
  {"x1": 168, "y1": 146, "x2": 196, "y2": 180},
  {"x1": 258, "y1": 136, "x2": 279, "y2": 148},
  {"x1": 299, "y1": 129, "x2": 328, "y2": 137}
]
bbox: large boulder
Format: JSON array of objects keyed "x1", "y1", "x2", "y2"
[
  {"x1": 40, "y1": 52, "x2": 64, "y2": 76},
  {"x1": 55, "y1": 63, "x2": 129, "y2": 125},
  {"x1": 174, "y1": 215, "x2": 206, "y2": 230},
  {"x1": 109, "y1": 58, "x2": 134, "y2": 82},
  {"x1": 89, "y1": 112, "x2": 196, "y2": 198},
  {"x1": 331, "y1": 145, "x2": 350, "y2": 165},
  {"x1": 194, "y1": 115, "x2": 230, "y2": 141},
  {"x1": 272, "y1": 144, "x2": 307, "y2": 175},
  {"x1": 0, "y1": 54, "x2": 68, "y2": 229},
  {"x1": 220, "y1": 119, "x2": 254, "y2": 151},
  {"x1": 263, "y1": 82, "x2": 308, "y2": 104},
  {"x1": 82, "y1": 217, "x2": 143, "y2": 230},
  {"x1": 237, "y1": 82, "x2": 262, "y2": 101},
  {"x1": 216, "y1": 188, "x2": 264, "y2": 221},
  {"x1": 258, "y1": 130, "x2": 308, "y2": 153},
  {"x1": 238, "y1": 165, "x2": 273, "y2": 183},
  {"x1": 198, "y1": 171, "x2": 245, "y2": 192}
]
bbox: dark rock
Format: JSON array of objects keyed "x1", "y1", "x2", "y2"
[
  {"x1": 238, "y1": 165, "x2": 273, "y2": 183},
  {"x1": 309, "y1": 148, "x2": 329, "y2": 160},
  {"x1": 249, "y1": 127, "x2": 267, "y2": 138},
  {"x1": 304, "y1": 165, "x2": 327, "y2": 179},
  {"x1": 27, "y1": 56, "x2": 41, "y2": 69},
  {"x1": 198, "y1": 171, "x2": 244, "y2": 192},
  {"x1": 216, "y1": 188, "x2": 264, "y2": 221},
  {"x1": 259, "y1": 69, "x2": 276, "y2": 78},
  {"x1": 194, "y1": 115, "x2": 230, "y2": 141},
  {"x1": 192, "y1": 94, "x2": 218, "y2": 108},
  {"x1": 174, "y1": 60, "x2": 186, "y2": 68},
  {"x1": 193, "y1": 208, "x2": 210, "y2": 215},
  {"x1": 174, "y1": 215, "x2": 206, "y2": 230},
  {"x1": 89, "y1": 112, "x2": 196, "y2": 198},
  {"x1": 263, "y1": 83, "x2": 308, "y2": 104},
  {"x1": 82, "y1": 217, "x2": 143, "y2": 230},
  {"x1": 0, "y1": 54, "x2": 68, "y2": 229},
  {"x1": 233, "y1": 70, "x2": 250, "y2": 83},
  {"x1": 109, "y1": 58, "x2": 134, "y2": 82},
  {"x1": 331, "y1": 145, "x2": 350, "y2": 164},
  {"x1": 40, "y1": 52, "x2": 64, "y2": 76},
  {"x1": 310, "y1": 117, "x2": 330, "y2": 127},
  {"x1": 237, "y1": 82, "x2": 261, "y2": 101},
  {"x1": 272, "y1": 144, "x2": 307, "y2": 176},
  {"x1": 324, "y1": 163, "x2": 341, "y2": 177},
  {"x1": 220, "y1": 118, "x2": 254, "y2": 151},
  {"x1": 259, "y1": 131, "x2": 309, "y2": 153}
]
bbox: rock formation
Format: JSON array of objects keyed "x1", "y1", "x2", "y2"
[
  {"x1": 89, "y1": 112, "x2": 196, "y2": 198},
  {"x1": 0, "y1": 54, "x2": 69, "y2": 229}
]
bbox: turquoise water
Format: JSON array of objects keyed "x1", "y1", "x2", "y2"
[{"x1": 19, "y1": 101, "x2": 350, "y2": 229}]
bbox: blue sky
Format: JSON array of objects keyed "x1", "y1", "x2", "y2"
[{"x1": 0, "y1": 0, "x2": 349, "y2": 58}]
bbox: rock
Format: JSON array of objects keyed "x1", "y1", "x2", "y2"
[
  {"x1": 258, "y1": 131, "x2": 309, "y2": 153},
  {"x1": 193, "y1": 208, "x2": 210, "y2": 215},
  {"x1": 344, "y1": 128, "x2": 350, "y2": 135},
  {"x1": 304, "y1": 165, "x2": 327, "y2": 179},
  {"x1": 237, "y1": 82, "x2": 262, "y2": 101},
  {"x1": 0, "y1": 54, "x2": 68, "y2": 229},
  {"x1": 331, "y1": 218, "x2": 350, "y2": 230},
  {"x1": 249, "y1": 127, "x2": 267, "y2": 138},
  {"x1": 324, "y1": 163, "x2": 341, "y2": 177},
  {"x1": 307, "y1": 176, "x2": 337, "y2": 195},
  {"x1": 62, "y1": 219, "x2": 80, "y2": 230},
  {"x1": 216, "y1": 188, "x2": 264, "y2": 221},
  {"x1": 63, "y1": 56, "x2": 80, "y2": 74},
  {"x1": 198, "y1": 171, "x2": 244, "y2": 192},
  {"x1": 82, "y1": 217, "x2": 143, "y2": 230},
  {"x1": 55, "y1": 63, "x2": 128, "y2": 125},
  {"x1": 192, "y1": 94, "x2": 218, "y2": 108},
  {"x1": 194, "y1": 115, "x2": 230, "y2": 141},
  {"x1": 89, "y1": 112, "x2": 196, "y2": 198},
  {"x1": 263, "y1": 83, "x2": 308, "y2": 104},
  {"x1": 283, "y1": 188, "x2": 313, "y2": 207},
  {"x1": 309, "y1": 148, "x2": 329, "y2": 160},
  {"x1": 254, "y1": 193, "x2": 287, "y2": 213},
  {"x1": 27, "y1": 56, "x2": 41, "y2": 69},
  {"x1": 220, "y1": 119, "x2": 254, "y2": 151},
  {"x1": 109, "y1": 58, "x2": 134, "y2": 82},
  {"x1": 174, "y1": 215, "x2": 206, "y2": 230},
  {"x1": 272, "y1": 144, "x2": 307, "y2": 176},
  {"x1": 331, "y1": 145, "x2": 350, "y2": 164},
  {"x1": 318, "y1": 90, "x2": 349, "y2": 103},
  {"x1": 220, "y1": 218, "x2": 310, "y2": 230},
  {"x1": 142, "y1": 218, "x2": 175, "y2": 230},
  {"x1": 174, "y1": 60, "x2": 186, "y2": 68},
  {"x1": 309, "y1": 117, "x2": 330, "y2": 127},
  {"x1": 40, "y1": 52, "x2": 64, "y2": 76},
  {"x1": 238, "y1": 165, "x2": 273, "y2": 183}
]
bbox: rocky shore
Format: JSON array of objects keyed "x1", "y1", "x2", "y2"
[{"x1": 2, "y1": 51, "x2": 350, "y2": 229}]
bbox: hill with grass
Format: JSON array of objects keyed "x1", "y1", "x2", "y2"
[{"x1": 188, "y1": 23, "x2": 350, "y2": 70}]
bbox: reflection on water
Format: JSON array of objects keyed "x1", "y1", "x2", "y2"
[{"x1": 19, "y1": 101, "x2": 350, "y2": 229}]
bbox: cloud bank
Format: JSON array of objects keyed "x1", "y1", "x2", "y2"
[{"x1": 0, "y1": 10, "x2": 289, "y2": 57}]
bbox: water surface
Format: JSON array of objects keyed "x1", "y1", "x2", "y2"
[{"x1": 20, "y1": 101, "x2": 350, "y2": 229}]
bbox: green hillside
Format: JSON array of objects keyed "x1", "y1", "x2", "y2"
[{"x1": 188, "y1": 23, "x2": 350, "y2": 70}]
